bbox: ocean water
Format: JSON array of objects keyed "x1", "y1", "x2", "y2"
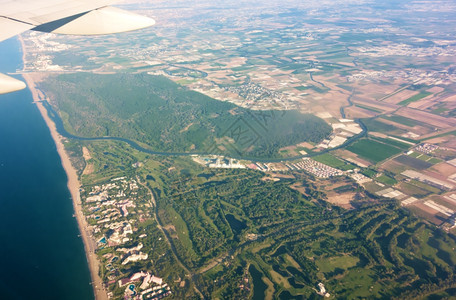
[{"x1": 0, "y1": 38, "x2": 94, "y2": 299}]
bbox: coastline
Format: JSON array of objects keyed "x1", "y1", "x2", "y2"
[{"x1": 19, "y1": 37, "x2": 108, "y2": 300}]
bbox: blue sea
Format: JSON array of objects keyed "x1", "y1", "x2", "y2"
[{"x1": 0, "y1": 38, "x2": 94, "y2": 299}]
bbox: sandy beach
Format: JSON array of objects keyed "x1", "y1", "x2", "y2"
[{"x1": 19, "y1": 37, "x2": 108, "y2": 300}]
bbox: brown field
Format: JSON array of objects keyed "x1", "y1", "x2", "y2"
[
  {"x1": 396, "y1": 107, "x2": 456, "y2": 129},
  {"x1": 408, "y1": 96, "x2": 438, "y2": 110},
  {"x1": 430, "y1": 162, "x2": 456, "y2": 178},
  {"x1": 369, "y1": 132, "x2": 388, "y2": 138},
  {"x1": 409, "y1": 202, "x2": 446, "y2": 226},
  {"x1": 323, "y1": 180, "x2": 352, "y2": 190},
  {"x1": 265, "y1": 163, "x2": 289, "y2": 172},
  {"x1": 351, "y1": 97, "x2": 399, "y2": 112},
  {"x1": 355, "y1": 83, "x2": 401, "y2": 101},
  {"x1": 427, "y1": 87, "x2": 445, "y2": 94},
  {"x1": 440, "y1": 138, "x2": 456, "y2": 151},
  {"x1": 382, "y1": 89, "x2": 420, "y2": 104},
  {"x1": 422, "y1": 169, "x2": 456, "y2": 187},
  {"x1": 425, "y1": 136, "x2": 452, "y2": 144},
  {"x1": 297, "y1": 142, "x2": 315, "y2": 149},
  {"x1": 305, "y1": 88, "x2": 349, "y2": 118},
  {"x1": 262, "y1": 177, "x2": 280, "y2": 182},
  {"x1": 435, "y1": 195, "x2": 456, "y2": 211},
  {"x1": 271, "y1": 173, "x2": 295, "y2": 179},
  {"x1": 289, "y1": 184, "x2": 307, "y2": 196},
  {"x1": 334, "y1": 149, "x2": 373, "y2": 167},
  {"x1": 83, "y1": 163, "x2": 94, "y2": 175},
  {"x1": 326, "y1": 192, "x2": 355, "y2": 209},
  {"x1": 420, "y1": 128, "x2": 456, "y2": 142},
  {"x1": 278, "y1": 145, "x2": 300, "y2": 157},
  {"x1": 379, "y1": 159, "x2": 409, "y2": 174},
  {"x1": 344, "y1": 106, "x2": 378, "y2": 119},
  {"x1": 82, "y1": 147, "x2": 94, "y2": 175},
  {"x1": 82, "y1": 147, "x2": 92, "y2": 160},
  {"x1": 408, "y1": 90, "x2": 454, "y2": 111},
  {"x1": 378, "y1": 117, "x2": 432, "y2": 136},
  {"x1": 442, "y1": 94, "x2": 456, "y2": 103}
]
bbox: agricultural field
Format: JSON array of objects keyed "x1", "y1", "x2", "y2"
[
  {"x1": 381, "y1": 115, "x2": 422, "y2": 128},
  {"x1": 312, "y1": 153, "x2": 356, "y2": 171},
  {"x1": 394, "y1": 155, "x2": 433, "y2": 170},
  {"x1": 346, "y1": 138, "x2": 404, "y2": 163},
  {"x1": 376, "y1": 174, "x2": 397, "y2": 186},
  {"x1": 362, "y1": 118, "x2": 403, "y2": 134},
  {"x1": 399, "y1": 91, "x2": 432, "y2": 106}
]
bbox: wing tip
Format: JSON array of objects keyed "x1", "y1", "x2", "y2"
[
  {"x1": 35, "y1": 6, "x2": 156, "y2": 36},
  {"x1": 0, "y1": 73, "x2": 26, "y2": 95}
]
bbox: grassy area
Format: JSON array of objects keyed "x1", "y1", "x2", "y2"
[
  {"x1": 376, "y1": 175, "x2": 397, "y2": 185},
  {"x1": 312, "y1": 153, "x2": 356, "y2": 170},
  {"x1": 346, "y1": 138, "x2": 403, "y2": 163},
  {"x1": 398, "y1": 91, "x2": 432, "y2": 106},
  {"x1": 315, "y1": 255, "x2": 359, "y2": 274}
]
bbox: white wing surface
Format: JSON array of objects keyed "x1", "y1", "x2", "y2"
[{"x1": 0, "y1": 0, "x2": 155, "y2": 94}]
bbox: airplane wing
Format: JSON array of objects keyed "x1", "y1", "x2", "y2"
[{"x1": 0, "y1": 0, "x2": 155, "y2": 94}]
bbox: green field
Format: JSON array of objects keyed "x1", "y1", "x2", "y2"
[
  {"x1": 346, "y1": 138, "x2": 403, "y2": 163},
  {"x1": 312, "y1": 153, "x2": 356, "y2": 170},
  {"x1": 362, "y1": 168, "x2": 377, "y2": 178},
  {"x1": 315, "y1": 255, "x2": 360, "y2": 273},
  {"x1": 376, "y1": 174, "x2": 397, "y2": 185}
]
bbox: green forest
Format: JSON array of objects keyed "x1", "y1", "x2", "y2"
[{"x1": 41, "y1": 73, "x2": 331, "y2": 158}]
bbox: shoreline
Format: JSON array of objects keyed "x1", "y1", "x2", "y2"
[{"x1": 19, "y1": 37, "x2": 108, "y2": 300}]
